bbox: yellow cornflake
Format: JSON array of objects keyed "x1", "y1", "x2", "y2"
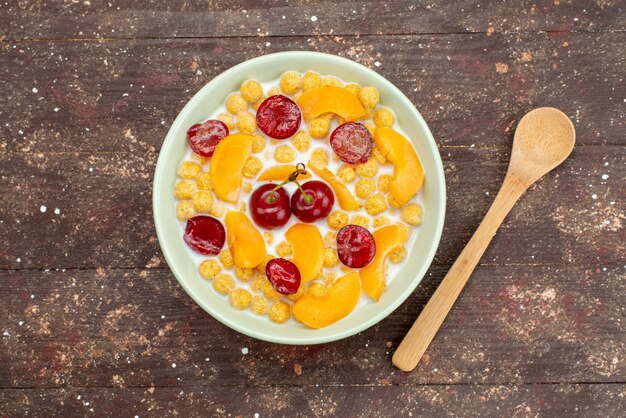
[
  {"x1": 198, "y1": 259, "x2": 222, "y2": 280},
  {"x1": 401, "y1": 203, "x2": 423, "y2": 226},
  {"x1": 373, "y1": 108, "x2": 395, "y2": 128},
  {"x1": 337, "y1": 164, "x2": 356, "y2": 183},
  {"x1": 327, "y1": 211, "x2": 348, "y2": 230},
  {"x1": 225, "y1": 93, "x2": 248, "y2": 114},
  {"x1": 229, "y1": 288, "x2": 253, "y2": 310},
  {"x1": 323, "y1": 248, "x2": 339, "y2": 268},
  {"x1": 351, "y1": 214, "x2": 370, "y2": 228},
  {"x1": 269, "y1": 301, "x2": 290, "y2": 323},
  {"x1": 355, "y1": 178, "x2": 376, "y2": 198},
  {"x1": 242, "y1": 156, "x2": 263, "y2": 178},
  {"x1": 279, "y1": 71, "x2": 302, "y2": 94},
  {"x1": 240, "y1": 79, "x2": 264, "y2": 103},
  {"x1": 177, "y1": 161, "x2": 202, "y2": 179},
  {"x1": 373, "y1": 216, "x2": 390, "y2": 228},
  {"x1": 250, "y1": 295, "x2": 269, "y2": 315},
  {"x1": 310, "y1": 148, "x2": 329, "y2": 166},
  {"x1": 235, "y1": 266, "x2": 255, "y2": 282},
  {"x1": 213, "y1": 274, "x2": 235, "y2": 295},
  {"x1": 251, "y1": 133, "x2": 267, "y2": 153},
  {"x1": 216, "y1": 112, "x2": 235, "y2": 130},
  {"x1": 274, "y1": 144, "x2": 297, "y2": 163},
  {"x1": 191, "y1": 190, "x2": 213, "y2": 212},
  {"x1": 389, "y1": 246, "x2": 407, "y2": 263},
  {"x1": 302, "y1": 71, "x2": 322, "y2": 91},
  {"x1": 358, "y1": 86, "x2": 380, "y2": 108},
  {"x1": 176, "y1": 201, "x2": 196, "y2": 220},
  {"x1": 292, "y1": 130, "x2": 311, "y2": 152},
  {"x1": 263, "y1": 281, "x2": 282, "y2": 301},
  {"x1": 365, "y1": 194, "x2": 388, "y2": 215},
  {"x1": 306, "y1": 282, "x2": 327, "y2": 297},
  {"x1": 173, "y1": 180, "x2": 196, "y2": 200},
  {"x1": 196, "y1": 171, "x2": 213, "y2": 190},
  {"x1": 236, "y1": 111, "x2": 257, "y2": 134},
  {"x1": 355, "y1": 159, "x2": 377, "y2": 178},
  {"x1": 219, "y1": 249, "x2": 235, "y2": 269},
  {"x1": 309, "y1": 118, "x2": 330, "y2": 139},
  {"x1": 276, "y1": 241, "x2": 293, "y2": 257}
]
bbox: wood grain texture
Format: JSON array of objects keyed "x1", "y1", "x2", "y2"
[
  {"x1": 1, "y1": 265, "x2": 623, "y2": 389},
  {"x1": 1, "y1": 384, "x2": 625, "y2": 417},
  {"x1": 1, "y1": 1, "x2": 624, "y2": 416},
  {"x1": 1, "y1": 0, "x2": 623, "y2": 40},
  {"x1": 2, "y1": 34, "x2": 624, "y2": 150}
]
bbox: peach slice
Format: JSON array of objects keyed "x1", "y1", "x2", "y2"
[
  {"x1": 373, "y1": 127, "x2": 424, "y2": 203},
  {"x1": 285, "y1": 223, "x2": 324, "y2": 282},
  {"x1": 257, "y1": 165, "x2": 312, "y2": 181},
  {"x1": 308, "y1": 159, "x2": 361, "y2": 211},
  {"x1": 209, "y1": 133, "x2": 254, "y2": 203},
  {"x1": 296, "y1": 86, "x2": 366, "y2": 122},
  {"x1": 225, "y1": 211, "x2": 267, "y2": 268},
  {"x1": 359, "y1": 224, "x2": 408, "y2": 301},
  {"x1": 292, "y1": 271, "x2": 360, "y2": 328}
]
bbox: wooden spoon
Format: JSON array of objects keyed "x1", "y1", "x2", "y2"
[{"x1": 392, "y1": 107, "x2": 575, "y2": 372}]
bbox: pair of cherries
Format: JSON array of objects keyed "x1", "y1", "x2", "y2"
[{"x1": 250, "y1": 164, "x2": 334, "y2": 229}]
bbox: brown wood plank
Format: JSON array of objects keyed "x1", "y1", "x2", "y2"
[
  {"x1": 0, "y1": 265, "x2": 623, "y2": 388},
  {"x1": 1, "y1": 1, "x2": 623, "y2": 415},
  {"x1": 0, "y1": 34, "x2": 623, "y2": 270},
  {"x1": 2, "y1": 34, "x2": 624, "y2": 152},
  {"x1": 1, "y1": 0, "x2": 623, "y2": 40},
  {"x1": 1, "y1": 384, "x2": 625, "y2": 417}
]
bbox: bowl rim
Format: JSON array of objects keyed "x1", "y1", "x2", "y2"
[{"x1": 153, "y1": 51, "x2": 446, "y2": 344}]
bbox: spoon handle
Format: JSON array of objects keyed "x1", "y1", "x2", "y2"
[{"x1": 392, "y1": 173, "x2": 527, "y2": 372}]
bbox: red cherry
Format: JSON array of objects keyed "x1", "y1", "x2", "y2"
[
  {"x1": 290, "y1": 180, "x2": 334, "y2": 223},
  {"x1": 256, "y1": 95, "x2": 302, "y2": 139},
  {"x1": 183, "y1": 215, "x2": 226, "y2": 255},
  {"x1": 336, "y1": 225, "x2": 376, "y2": 268},
  {"x1": 266, "y1": 258, "x2": 301, "y2": 295},
  {"x1": 186, "y1": 119, "x2": 229, "y2": 157},
  {"x1": 330, "y1": 122, "x2": 373, "y2": 164},
  {"x1": 249, "y1": 183, "x2": 291, "y2": 229}
]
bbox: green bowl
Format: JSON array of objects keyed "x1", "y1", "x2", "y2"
[{"x1": 153, "y1": 51, "x2": 446, "y2": 344}]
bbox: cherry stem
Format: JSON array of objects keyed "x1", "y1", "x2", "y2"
[
  {"x1": 289, "y1": 163, "x2": 308, "y2": 182},
  {"x1": 264, "y1": 192, "x2": 277, "y2": 204},
  {"x1": 294, "y1": 179, "x2": 313, "y2": 205},
  {"x1": 268, "y1": 163, "x2": 313, "y2": 204}
]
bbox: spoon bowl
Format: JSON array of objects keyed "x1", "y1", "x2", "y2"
[{"x1": 509, "y1": 107, "x2": 576, "y2": 187}]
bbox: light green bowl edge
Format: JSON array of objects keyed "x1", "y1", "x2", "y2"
[{"x1": 152, "y1": 51, "x2": 446, "y2": 345}]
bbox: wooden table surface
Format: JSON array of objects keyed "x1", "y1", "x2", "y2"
[{"x1": 1, "y1": 1, "x2": 624, "y2": 416}]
